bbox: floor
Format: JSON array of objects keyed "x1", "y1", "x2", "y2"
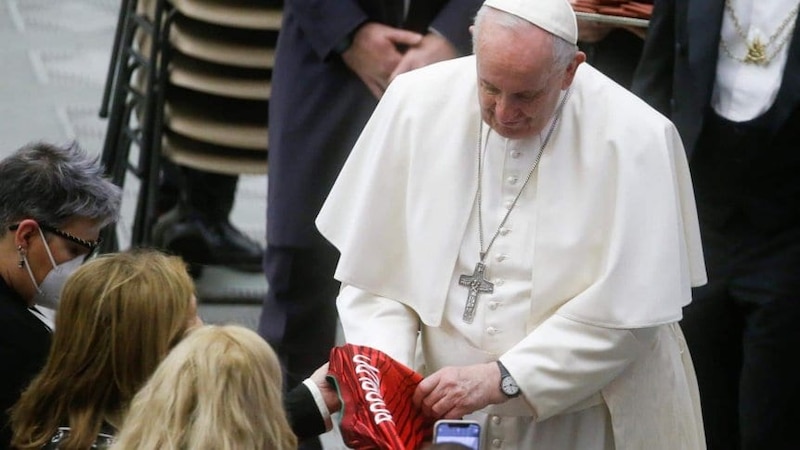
[{"x1": 0, "y1": 0, "x2": 346, "y2": 446}]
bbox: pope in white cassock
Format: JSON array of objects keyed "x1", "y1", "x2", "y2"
[{"x1": 316, "y1": 0, "x2": 708, "y2": 448}]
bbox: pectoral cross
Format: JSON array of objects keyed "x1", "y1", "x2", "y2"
[{"x1": 459, "y1": 262, "x2": 494, "y2": 324}]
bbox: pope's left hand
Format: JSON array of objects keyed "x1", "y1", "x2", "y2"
[
  {"x1": 413, "y1": 362, "x2": 508, "y2": 419},
  {"x1": 389, "y1": 32, "x2": 458, "y2": 82}
]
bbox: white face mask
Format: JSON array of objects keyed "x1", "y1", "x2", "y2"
[{"x1": 22, "y1": 227, "x2": 84, "y2": 310}]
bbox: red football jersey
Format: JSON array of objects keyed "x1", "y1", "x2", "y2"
[{"x1": 327, "y1": 344, "x2": 435, "y2": 450}]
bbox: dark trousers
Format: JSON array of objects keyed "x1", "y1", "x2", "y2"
[
  {"x1": 684, "y1": 113, "x2": 800, "y2": 450},
  {"x1": 180, "y1": 166, "x2": 238, "y2": 220},
  {"x1": 258, "y1": 234, "x2": 340, "y2": 389},
  {"x1": 159, "y1": 161, "x2": 239, "y2": 220},
  {"x1": 258, "y1": 237, "x2": 339, "y2": 450},
  {"x1": 683, "y1": 220, "x2": 800, "y2": 450}
]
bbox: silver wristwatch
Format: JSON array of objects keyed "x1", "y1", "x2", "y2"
[{"x1": 497, "y1": 361, "x2": 520, "y2": 398}]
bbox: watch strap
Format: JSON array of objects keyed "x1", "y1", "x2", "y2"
[{"x1": 497, "y1": 360, "x2": 512, "y2": 378}]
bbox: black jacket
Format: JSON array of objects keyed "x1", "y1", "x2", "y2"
[
  {"x1": 266, "y1": 0, "x2": 482, "y2": 247},
  {"x1": 632, "y1": 0, "x2": 800, "y2": 231},
  {"x1": 0, "y1": 276, "x2": 52, "y2": 448}
]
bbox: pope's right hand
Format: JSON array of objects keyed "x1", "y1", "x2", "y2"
[{"x1": 341, "y1": 22, "x2": 423, "y2": 99}]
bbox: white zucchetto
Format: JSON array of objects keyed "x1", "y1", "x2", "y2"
[{"x1": 483, "y1": 0, "x2": 579, "y2": 45}]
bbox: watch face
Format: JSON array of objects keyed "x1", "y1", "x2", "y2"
[{"x1": 501, "y1": 376, "x2": 520, "y2": 396}]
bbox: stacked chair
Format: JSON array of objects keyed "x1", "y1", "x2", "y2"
[{"x1": 99, "y1": 0, "x2": 281, "y2": 253}]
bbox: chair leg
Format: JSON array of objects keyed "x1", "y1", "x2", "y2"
[
  {"x1": 100, "y1": 0, "x2": 140, "y2": 172},
  {"x1": 100, "y1": 0, "x2": 172, "y2": 251},
  {"x1": 132, "y1": 1, "x2": 173, "y2": 246},
  {"x1": 99, "y1": 0, "x2": 133, "y2": 119}
]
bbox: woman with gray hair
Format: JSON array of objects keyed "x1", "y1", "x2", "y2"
[{"x1": 0, "y1": 141, "x2": 121, "y2": 448}]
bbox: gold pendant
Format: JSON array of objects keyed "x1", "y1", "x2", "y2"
[{"x1": 745, "y1": 37, "x2": 767, "y2": 65}]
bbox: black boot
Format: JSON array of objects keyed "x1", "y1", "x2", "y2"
[{"x1": 152, "y1": 167, "x2": 263, "y2": 274}]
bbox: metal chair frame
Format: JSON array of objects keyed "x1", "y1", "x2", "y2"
[
  {"x1": 99, "y1": 0, "x2": 279, "y2": 254},
  {"x1": 98, "y1": 0, "x2": 171, "y2": 253}
]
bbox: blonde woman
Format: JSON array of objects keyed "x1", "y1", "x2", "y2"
[
  {"x1": 114, "y1": 324, "x2": 298, "y2": 450},
  {"x1": 10, "y1": 249, "x2": 200, "y2": 449}
]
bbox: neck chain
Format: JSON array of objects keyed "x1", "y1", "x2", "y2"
[
  {"x1": 477, "y1": 91, "x2": 568, "y2": 262},
  {"x1": 458, "y1": 89, "x2": 570, "y2": 324},
  {"x1": 720, "y1": 0, "x2": 799, "y2": 66}
]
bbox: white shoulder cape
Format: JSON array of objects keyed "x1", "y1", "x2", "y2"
[{"x1": 316, "y1": 56, "x2": 706, "y2": 329}]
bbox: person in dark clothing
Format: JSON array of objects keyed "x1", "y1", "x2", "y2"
[
  {"x1": 579, "y1": 26, "x2": 644, "y2": 88},
  {"x1": 154, "y1": 164, "x2": 263, "y2": 277},
  {"x1": 0, "y1": 142, "x2": 121, "y2": 448},
  {"x1": 632, "y1": 1, "x2": 800, "y2": 448},
  {"x1": 571, "y1": 0, "x2": 652, "y2": 89}
]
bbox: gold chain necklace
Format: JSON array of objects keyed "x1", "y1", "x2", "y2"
[
  {"x1": 720, "y1": 0, "x2": 799, "y2": 65},
  {"x1": 458, "y1": 89, "x2": 570, "y2": 324}
]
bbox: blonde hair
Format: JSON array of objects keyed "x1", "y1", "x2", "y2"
[
  {"x1": 114, "y1": 325, "x2": 298, "y2": 450},
  {"x1": 10, "y1": 249, "x2": 196, "y2": 450}
]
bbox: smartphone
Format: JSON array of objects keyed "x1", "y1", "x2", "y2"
[{"x1": 432, "y1": 419, "x2": 482, "y2": 450}]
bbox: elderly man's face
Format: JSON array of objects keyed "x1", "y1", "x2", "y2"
[{"x1": 475, "y1": 20, "x2": 581, "y2": 140}]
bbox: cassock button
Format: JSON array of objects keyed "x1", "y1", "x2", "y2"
[
  {"x1": 495, "y1": 279, "x2": 504, "y2": 286},
  {"x1": 491, "y1": 415, "x2": 502, "y2": 425},
  {"x1": 506, "y1": 175, "x2": 518, "y2": 185},
  {"x1": 492, "y1": 438, "x2": 503, "y2": 448},
  {"x1": 499, "y1": 227, "x2": 510, "y2": 236},
  {"x1": 495, "y1": 254, "x2": 507, "y2": 262},
  {"x1": 487, "y1": 327, "x2": 498, "y2": 335},
  {"x1": 488, "y1": 301, "x2": 498, "y2": 310},
  {"x1": 504, "y1": 200, "x2": 513, "y2": 209},
  {"x1": 511, "y1": 150, "x2": 521, "y2": 159}
]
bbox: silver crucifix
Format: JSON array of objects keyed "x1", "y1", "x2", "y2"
[{"x1": 459, "y1": 262, "x2": 494, "y2": 323}]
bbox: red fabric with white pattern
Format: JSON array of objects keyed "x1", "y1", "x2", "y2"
[{"x1": 327, "y1": 344, "x2": 435, "y2": 450}]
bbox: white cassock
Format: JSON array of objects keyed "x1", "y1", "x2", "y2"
[{"x1": 317, "y1": 56, "x2": 708, "y2": 450}]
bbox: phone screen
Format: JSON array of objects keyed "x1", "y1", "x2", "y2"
[{"x1": 433, "y1": 420, "x2": 481, "y2": 450}]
